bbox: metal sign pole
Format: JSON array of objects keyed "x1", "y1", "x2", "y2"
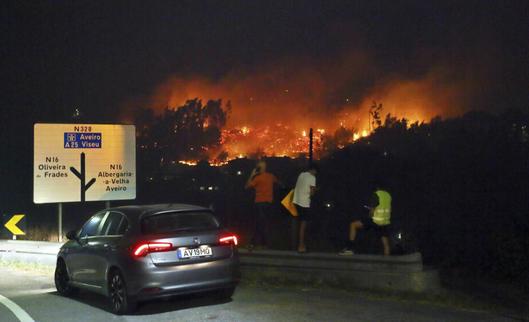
[
  {"x1": 309, "y1": 128, "x2": 313, "y2": 166},
  {"x1": 105, "y1": 200, "x2": 110, "y2": 209},
  {"x1": 58, "y1": 203, "x2": 63, "y2": 243}
]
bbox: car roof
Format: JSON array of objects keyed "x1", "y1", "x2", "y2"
[{"x1": 108, "y1": 203, "x2": 211, "y2": 218}]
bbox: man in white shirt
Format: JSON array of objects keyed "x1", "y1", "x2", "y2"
[{"x1": 293, "y1": 164, "x2": 318, "y2": 253}]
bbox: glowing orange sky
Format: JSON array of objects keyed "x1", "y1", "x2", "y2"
[{"x1": 148, "y1": 52, "x2": 470, "y2": 133}]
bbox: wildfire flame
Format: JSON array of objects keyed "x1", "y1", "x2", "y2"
[{"x1": 139, "y1": 51, "x2": 473, "y2": 164}]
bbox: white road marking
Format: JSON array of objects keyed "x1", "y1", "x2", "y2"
[{"x1": 0, "y1": 293, "x2": 35, "y2": 322}]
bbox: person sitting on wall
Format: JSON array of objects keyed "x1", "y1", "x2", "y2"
[{"x1": 339, "y1": 181, "x2": 392, "y2": 256}]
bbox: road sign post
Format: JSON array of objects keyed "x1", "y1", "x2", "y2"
[{"x1": 58, "y1": 203, "x2": 63, "y2": 243}]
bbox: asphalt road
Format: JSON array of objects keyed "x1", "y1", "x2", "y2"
[{"x1": 0, "y1": 267, "x2": 514, "y2": 322}]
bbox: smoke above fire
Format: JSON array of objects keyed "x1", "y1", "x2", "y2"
[
  {"x1": 152, "y1": 51, "x2": 474, "y2": 123},
  {"x1": 141, "y1": 48, "x2": 485, "y2": 159}
]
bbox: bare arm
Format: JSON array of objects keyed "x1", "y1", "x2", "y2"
[
  {"x1": 309, "y1": 175, "x2": 317, "y2": 196},
  {"x1": 245, "y1": 169, "x2": 258, "y2": 189}
]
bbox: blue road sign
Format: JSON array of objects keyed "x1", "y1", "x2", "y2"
[{"x1": 64, "y1": 132, "x2": 102, "y2": 149}]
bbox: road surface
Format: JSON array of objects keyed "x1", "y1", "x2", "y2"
[{"x1": 0, "y1": 266, "x2": 514, "y2": 322}]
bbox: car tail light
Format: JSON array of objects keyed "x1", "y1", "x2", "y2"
[
  {"x1": 133, "y1": 242, "x2": 173, "y2": 257},
  {"x1": 219, "y1": 234, "x2": 238, "y2": 246}
]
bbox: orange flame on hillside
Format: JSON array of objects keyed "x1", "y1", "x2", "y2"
[{"x1": 143, "y1": 53, "x2": 473, "y2": 164}]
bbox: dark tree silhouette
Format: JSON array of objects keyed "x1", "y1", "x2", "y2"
[
  {"x1": 135, "y1": 98, "x2": 229, "y2": 165},
  {"x1": 369, "y1": 101, "x2": 383, "y2": 130}
]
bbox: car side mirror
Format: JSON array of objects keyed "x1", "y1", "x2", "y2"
[{"x1": 66, "y1": 230, "x2": 78, "y2": 241}]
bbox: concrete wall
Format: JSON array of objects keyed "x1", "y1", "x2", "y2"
[{"x1": 239, "y1": 250, "x2": 440, "y2": 293}]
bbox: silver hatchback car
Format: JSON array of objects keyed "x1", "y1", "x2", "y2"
[{"x1": 54, "y1": 204, "x2": 240, "y2": 314}]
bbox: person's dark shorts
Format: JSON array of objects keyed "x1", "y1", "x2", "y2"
[
  {"x1": 359, "y1": 216, "x2": 390, "y2": 237},
  {"x1": 294, "y1": 204, "x2": 312, "y2": 222},
  {"x1": 255, "y1": 202, "x2": 272, "y2": 217}
]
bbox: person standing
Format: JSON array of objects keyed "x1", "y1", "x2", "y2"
[
  {"x1": 293, "y1": 164, "x2": 318, "y2": 253},
  {"x1": 245, "y1": 160, "x2": 281, "y2": 249},
  {"x1": 340, "y1": 184, "x2": 392, "y2": 256}
]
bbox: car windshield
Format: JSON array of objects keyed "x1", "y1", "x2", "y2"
[{"x1": 141, "y1": 211, "x2": 219, "y2": 234}]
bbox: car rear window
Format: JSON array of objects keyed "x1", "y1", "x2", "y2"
[{"x1": 141, "y1": 211, "x2": 219, "y2": 234}]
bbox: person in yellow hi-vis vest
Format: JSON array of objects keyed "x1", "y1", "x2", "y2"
[{"x1": 339, "y1": 185, "x2": 392, "y2": 256}]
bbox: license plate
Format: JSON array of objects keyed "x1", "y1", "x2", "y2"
[{"x1": 178, "y1": 246, "x2": 212, "y2": 259}]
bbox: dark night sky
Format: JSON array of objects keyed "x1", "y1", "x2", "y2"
[
  {"x1": 3, "y1": 0, "x2": 529, "y2": 123},
  {"x1": 0, "y1": 0, "x2": 529, "y2": 212}
]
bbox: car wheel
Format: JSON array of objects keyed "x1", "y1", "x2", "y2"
[
  {"x1": 108, "y1": 269, "x2": 136, "y2": 315},
  {"x1": 54, "y1": 259, "x2": 78, "y2": 296}
]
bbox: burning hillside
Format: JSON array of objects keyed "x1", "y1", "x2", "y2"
[
  {"x1": 130, "y1": 49, "x2": 485, "y2": 163},
  {"x1": 220, "y1": 125, "x2": 326, "y2": 159}
]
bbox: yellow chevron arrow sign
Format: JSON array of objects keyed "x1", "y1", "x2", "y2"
[{"x1": 4, "y1": 214, "x2": 25, "y2": 235}]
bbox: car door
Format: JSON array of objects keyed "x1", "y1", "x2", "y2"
[
  {"x1": 68, "y1": 211, "x2": 107, "y2": 286},
  {"x1": 91, "y1": 211, "x2": 128, "y2": 288}
]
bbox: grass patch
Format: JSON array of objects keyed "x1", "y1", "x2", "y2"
[{"x1": 0, "y1": 259, "x2": 54, "y2": 275}]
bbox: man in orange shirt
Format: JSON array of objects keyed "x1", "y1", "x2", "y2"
[{"x1": 245, "y1": 160, "x2": 282, "y2": 249}]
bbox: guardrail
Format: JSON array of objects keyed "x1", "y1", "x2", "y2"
[
  {"x1": 0, "y1": 240, "x2": 62, "y2": 267},
  {"x1": 0, "y1": 240, "x2": 440, "y2": 293},
  {"x1": 0, "y1": 240, "x2": 62, "y2": 254},
  {"x1": 239, "y1": 249, "x2": 424, "y2": 272}
]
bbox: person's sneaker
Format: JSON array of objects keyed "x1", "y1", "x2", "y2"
[{"x1": 339, "y1": 248, "x2": 354, "y2": 256}]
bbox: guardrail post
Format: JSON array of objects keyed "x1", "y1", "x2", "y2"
[{"x1": 58, "y1": 203, "x2": 63, "y2": 243}]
